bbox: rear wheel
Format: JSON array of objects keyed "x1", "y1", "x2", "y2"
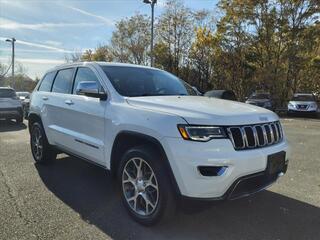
[
  {"x1": 118, "y1": 145, "x2": 175, "y2": 225},
  {"x1": 30, "y1": 122, "x2": 56, "y2": 164}
]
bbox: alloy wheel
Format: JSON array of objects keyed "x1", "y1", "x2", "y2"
[
  {"x1": 122, "y1": 157, "x2": 159, "y2": 216},
  {"x1": 31, "y1": 126, "x2": 43, "y2": 160}
]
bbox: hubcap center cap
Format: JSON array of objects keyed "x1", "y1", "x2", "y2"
[{"x1": 136, "y1": 179, "x2": 145, "y2": 192}]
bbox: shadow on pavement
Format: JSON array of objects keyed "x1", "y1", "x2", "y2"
[
  {"x1": 36, "y1": 156, "x2": 320, "y2": 240},
  {"x1": 0, "y1": 120, "x2": 27, "y2": 132}
]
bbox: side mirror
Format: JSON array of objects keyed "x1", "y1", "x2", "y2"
[{"x1": 76, "y1": 81, "x2": 107, "y2": 100}]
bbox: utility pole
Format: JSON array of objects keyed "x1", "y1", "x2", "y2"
[
  {"x1": 6, "y1": 38, "x2": 16, "y2": 89},
  {"x1": 143, "y1": 0, "x2": 157, "y2": 67}
]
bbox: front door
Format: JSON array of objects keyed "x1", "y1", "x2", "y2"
[{"x1": 59, "y1": 67, "x2": 106, "y2": 165}]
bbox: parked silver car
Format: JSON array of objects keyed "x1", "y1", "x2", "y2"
[{"x1": 288, "y1": 93, "x2": 318, "y2": 116}]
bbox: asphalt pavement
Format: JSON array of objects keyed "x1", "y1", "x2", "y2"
[{"x1": 0, "y1": 118, "x2": 319, "y2": 240}]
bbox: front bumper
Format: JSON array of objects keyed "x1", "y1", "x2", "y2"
[
  {"x1": 288, "y1": 109, "x2": 317, "y2": 114},
  {"x1": 0, "y1": 107, "x2": 23, "y2": 119},
  {"x1": 162, "y1": 137, "x2": 289, "y2": 199}
]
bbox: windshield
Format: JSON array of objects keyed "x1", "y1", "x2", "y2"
[
  {"x1": 0, "y1": 89, "x2": 16, "y2": 98},
  {"x1": 249, "y1": 93, "x2": 270, "y2": 99},
  {"x1": 101, "y1": 66, "x2": 197, "y2": 97},
  {"x1": 292, "y1": 95, "x2": 315, "y2": 101}
]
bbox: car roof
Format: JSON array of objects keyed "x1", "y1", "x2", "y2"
[
  {"x1": 0, "y1": 87, "x2": 14, "y2": 90},
  {"x1": 47, "y1": 61, "x2": 158, "y2": 73},
  {"x1": 252, "y1": 92, "x2": 270, "y2": 95},
  {"x1": 294, "y1": 93, "x2": 314, "y2": 96}
]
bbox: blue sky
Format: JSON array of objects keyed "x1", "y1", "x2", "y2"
[{"x1": 0, "y1": 0, "x2": 218, "y2": 79}]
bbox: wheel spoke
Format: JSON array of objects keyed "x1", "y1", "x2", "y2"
[
  {"x1": 127, "y1": 195, "x2": 137, "y2": 203},
  {"x1": 141, "y1": 192, "x2": 155, "y2": 214},
  {"x1": 145, "y1": 181, "x2": 158, "y2": 190},
  {"x1": 145, "y1": 172, "x2": 158, "y2": 190},
  {"x1": 123, "y1": 178, "x2": 135, "y2": 187},
  {"x1": 133, "y1": 158, "x2": 142, "y2": 179},
  {"x1": 124, "y1": 169, "x2": 136, "y2": 182}
]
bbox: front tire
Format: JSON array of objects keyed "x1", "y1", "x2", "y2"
[
  {"x1": 30, "y1": 122, "x2": 56, "y2": 164},
  {"x1": 118, "y1": 145, "x2": 175, "y2": 226}
]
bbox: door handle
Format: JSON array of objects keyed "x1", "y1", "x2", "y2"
[
  {"x1": 42, "y1": 96, "x2": 48, "y2": 101},
  {"x1": 65, "y1": 100, "x2": 74, "y2": 105}
]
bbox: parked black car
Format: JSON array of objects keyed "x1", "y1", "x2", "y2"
[
  {"x1": 0, "y1": 87, "x2": 24, "y2": 123},
  {"x1": 204, "y1": 90, "x2": 237, "y2": 101},
  {"x1": 245, "y1": 92, "x2": 274, "y2": 111}
]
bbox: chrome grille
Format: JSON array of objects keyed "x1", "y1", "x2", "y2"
[{"x1": 227, "y1": 122, "x2": 283, "y2": 150}]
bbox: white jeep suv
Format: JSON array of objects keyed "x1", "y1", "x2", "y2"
[{"x1": 29, "y1": 62, "x2": 289, "y2": 225}]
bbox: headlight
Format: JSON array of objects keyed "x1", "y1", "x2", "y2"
[
  {"x1": 264, "y1": 102, "x2": 272, "y2": 107},
  {"x1": 310, "y1": 103, "x2": 317, "y2": 109},
  {"x1": 288, "y1": 103, "x2": 295, "y2": 108},
  {"x1": 178, "y1": 125, "x2": 226, "y2": 141}
]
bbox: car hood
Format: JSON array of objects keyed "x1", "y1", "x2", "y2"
[
  {"x1": 127, "y1": 96, "x2": 278, "y2": 125},
  {"x1": 289, "y1": 101, "x2": 317, "y2": 105},
  {"x1": 246, "y1": 98, "x2": 271, "y2": 103},
  {"x1": 0, "y1": 98, "x2": 22, "y2": 108}
]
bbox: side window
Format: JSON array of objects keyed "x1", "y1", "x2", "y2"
[
  {"x1": 52, "y1": 68, "x2": 75, "y2": 94},
  {"x1": 73, "y1": 67, "x2": 100, "y2": 94},
  {"x1": 38, "y1": 71, "x2": 56, "y2": 92}
]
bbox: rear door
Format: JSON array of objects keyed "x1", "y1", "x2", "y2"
[
  {"x1": 44, "y1": 68, "x2": 76, "y2": 148},
  {"x1": 33, "y1": 71, "x2": 56, "y2": 140}
]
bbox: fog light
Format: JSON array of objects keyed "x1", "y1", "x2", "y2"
[{"x1": 198, "y1": 166, "x2": 228, "y2": 177}]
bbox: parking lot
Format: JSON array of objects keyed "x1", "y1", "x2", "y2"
[{"x1": 0, "y1": 118, "x2": 319, "y2": 240}]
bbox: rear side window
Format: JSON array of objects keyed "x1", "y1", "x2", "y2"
[
  {"x1": 52, "y1": 68, "x2": 74, "y2": 94},
  {"x1": 73, "y1": 67, "x2": 100, "y2": 94},
  {"x1": 38, "y1": 72, "x2": 56, "y2": 92}
]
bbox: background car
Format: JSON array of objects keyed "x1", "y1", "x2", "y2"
[
  {"x1": 245, "y1": 92, "x2": 273, "y2": 110},
  {"x1": 16, "y1": 92, "x2": 30, "y2": 119},
  {"x1": 0, "y1": 87, "x2": 23, "y2": 124},
  {"x1": 16, "y1": 92, "x2": 30, "y2": 101},
  {"x1": 22, "y1": 95, "x2": 30, "y2": 119},
  {"x1": 204, "y1": 90, "x2": 237, "y2": 101},
  {"x1": 288, "y1": 93, "x2": 318, "y2": 116}
]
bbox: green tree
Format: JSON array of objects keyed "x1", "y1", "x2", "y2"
[
  {"x1": 156, "y1": 0, "x2": 194, "y2": 75},
  {"x1": 110, "y1": 14, "x2": 151, "y2": 65}
]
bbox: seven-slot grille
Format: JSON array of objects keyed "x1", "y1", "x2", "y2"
[{"x1": 226, "y1": 121, "x2": 283, "y2": 150}]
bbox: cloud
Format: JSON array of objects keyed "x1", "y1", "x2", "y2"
[
  {"x1": 0, "y1": 48, "x2": 55, "y2": 53},
  {"x1": 0, "y1": 0, "x2": 28, "y2": 9},
  {"x1": 0, "y1": 37, "x2": 73, "y2": 53},
  {"x1": 16, "y1": 40, "x2": 73, "y2": 53},
  {"x1": 0, "y1": 56, "x2": 64, "y2": 64},
  {"x1": 43, "y1": 40, "x2": 62, "y2": 46},
  {"x1": 17, "y1": 58, "x2": 64, "y2": 64},
  {"x1": 60, "y1": 4, "x2": 114, "y2": 26},
  {"x1": 0, "y1": 17, "x2": 104, "y2": 30}
]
